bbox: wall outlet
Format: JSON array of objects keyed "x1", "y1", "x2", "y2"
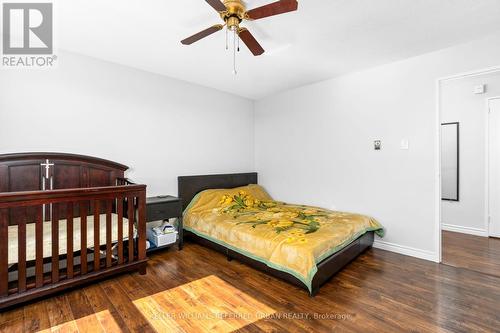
[
  {"x1": 400, "y1": 139, "x2": 409, "y2": 150},
  {"x1": 374, "y1": 140, "x2": 382, "y2": 150}
]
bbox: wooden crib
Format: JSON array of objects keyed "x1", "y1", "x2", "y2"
[{"x1": 0, "y1": 153, "x2": 147, "y2": 309}]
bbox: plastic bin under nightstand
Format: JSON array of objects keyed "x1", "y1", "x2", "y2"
[{"x1": 147, "y1": 228, "x2": 178, "y2": 248}]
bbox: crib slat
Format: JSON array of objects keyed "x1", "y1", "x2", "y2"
[
  {"x1": 117, "y1": 198, "x2": 123, "y2": 265},
  {"x1": 80, "y1": 202, "x2": 88, "y2": 275},
  {"x1": 51, "y1": 203, "x2": 59, "y2": 283},
  {"x1": 67, "y1": 202, "x2": 74, "y2": 279},
  {"x1": 106, "y1": 201, "x2": 112, "y2": 268},
  {"x1": 137, "y1": 193, "x2": 146, "y2": 261},
  {"x1": 18, "y1": 208, "x2": 27, "y2": 292},
  {"x1": 94, "y1": 201, "x2": 100, "y2": 272},
  {"x1": 127, "y1": 196, "x2": 134, "y2": 262},
  {"x1": 35, "y1": 206, "x2": 43, "y2": 288},
  {"x1": 0, "y1": 209, "x2": 8, "y2": 297}
]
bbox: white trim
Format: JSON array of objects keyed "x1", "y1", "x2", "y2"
[
  {"x1": 435, "y1": 79, "x2": 442, "y2": 263},
  {"x1": 436, "y1": 67, "x2": 500, "y2": 263},
  {"x1": 373, "y1": 240, "x2": 439, "y2": 263},
  {"x1": 487, "y1": 97, "x2": 500, "y2": 237},
  {"x1": 438, "y1": 65, "x2": 500, "y2": 82},
  {"x1": 442, "y1": 224, "x2": 488, "y2": 237},
  {"x1": 485, "y1": 98, "x2": 491, "y2": 237}
]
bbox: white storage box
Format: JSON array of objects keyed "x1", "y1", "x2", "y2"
[{"x1": 147, "y1": 228, "x2": 178, "y2": 247}]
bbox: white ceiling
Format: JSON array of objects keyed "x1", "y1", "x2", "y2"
[{"x1": 58, "y1": 0, "x2": 500, "y2": 99}]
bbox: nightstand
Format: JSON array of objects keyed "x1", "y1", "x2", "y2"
[{"x1": 146, "y1": 195, "x2": 183, "y2": 252}]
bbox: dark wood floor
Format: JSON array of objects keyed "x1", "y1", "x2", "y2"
[
  {"x1": 443, "y1": 230, "x2": 500, "y2": 277},
  {"x1": 1, "y1": 242, "x2": 500, "y2": 332}
]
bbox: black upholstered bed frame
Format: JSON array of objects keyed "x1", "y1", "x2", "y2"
[{"x1": 178, "y1": 172, "x2": 374, "y2": 296}]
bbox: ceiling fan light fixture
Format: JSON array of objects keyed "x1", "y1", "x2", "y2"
[{"x1": 182, "y1": 0, "x2": 299, "y2": 72}]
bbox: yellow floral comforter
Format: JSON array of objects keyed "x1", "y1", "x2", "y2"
[{"x1": 183, "y1": 184, "x2": 384, "y2": 292}]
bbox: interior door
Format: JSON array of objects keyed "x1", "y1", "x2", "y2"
[{"x1": 489, "y1": 98, "x2": 500, "y2": 237}]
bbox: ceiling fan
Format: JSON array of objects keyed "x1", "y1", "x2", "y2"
[{"x1": 181, "y1": 0, "x2": 298, "y2": 73}]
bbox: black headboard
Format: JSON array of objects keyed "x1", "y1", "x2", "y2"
[{"x1": 178, "y1": 172, "x2": 258, "y2": 210}]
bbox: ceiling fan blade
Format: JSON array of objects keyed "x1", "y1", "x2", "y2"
[
  {"x1": 205, "y1": 0, "x2": 226, "y2": 12},
  {"x1": 238, "y1": 28, "x2": 265, "y2": 56},
  {"x1": 246, "y1": 0, "x2": 298, "y2": 20},
  {"x1": 181, "y1": 24, "x2": 224, "y2": 45}
]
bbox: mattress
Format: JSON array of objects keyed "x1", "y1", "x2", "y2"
[
  {"x1": 8, "y1": 213, "x2": 134, "y2": 265},
  {"x1": 183, "y1": 185, "x2": 384, "y2": 292}
]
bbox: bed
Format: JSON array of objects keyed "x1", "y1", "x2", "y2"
[
  {"x1": 178, "y1": 173, "x2": 383, "y2": 296},
  {"x1": 0, "y1": 153, "x2": 147, "y2": 309}
]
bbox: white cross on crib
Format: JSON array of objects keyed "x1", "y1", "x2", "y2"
[
  {"x1": 41, "y1": 159, "x2": 54, "y2": 179},
  {"x1": 40, "y1": 159, "x2": 55, "y2": 222}
]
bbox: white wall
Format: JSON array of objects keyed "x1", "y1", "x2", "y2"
[
  {"x1": 3, "y1": 35, "x2": 500, "y2": 263},
  {"x1": 441, "y1": 71, "x2": 500, "y2": 236},
  {"x1": 0, "y1": 51, "x2": 255, "y2": 196},
  {"x1": 255, "y1": 32, "x2": 500, "y2": 261}
]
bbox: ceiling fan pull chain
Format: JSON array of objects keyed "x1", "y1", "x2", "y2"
[
  {"x1": 225, "y1": 27, "x2": 228, "y2": 50},
  {"x1": 233, "y1": 28, "x2": 237, "y2": 75}
]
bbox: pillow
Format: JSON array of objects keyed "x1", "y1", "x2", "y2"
[{"x1": 185, "y1": 184, "x2": 272, "y2": 214}]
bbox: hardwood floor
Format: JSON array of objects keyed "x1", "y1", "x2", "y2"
[
  {"x1": 1, "y1": 242, "x2": 500, "y2": 332},
  {"x1": 443, "y1": 230, "x2": 500, "y2": 277}
]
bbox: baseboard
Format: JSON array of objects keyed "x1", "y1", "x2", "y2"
[
  {"x1": 441, "y1": 224, "x2": 488, "y2": 237},
  {"x1": 373, "y1": 240, "x2": 439, "y2": 263}
]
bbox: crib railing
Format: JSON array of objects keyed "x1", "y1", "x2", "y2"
[{"x1": 0, "y1": 184, "x2": 146, "y2": 309}]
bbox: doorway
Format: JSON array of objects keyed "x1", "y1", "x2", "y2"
[
  {"x1": 439, "y1": 70, "x2": 500, "y2": 277},
  {"x1": 488, "y1": 97, "x2": 500, "y2": 238}
]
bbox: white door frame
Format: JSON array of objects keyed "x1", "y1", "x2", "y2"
[
  {"x1": 487, "y1": 96, "x2": 500, "y2": 237},
  {"x1": 436, "y1": 66, "x2": 500, "y2": 263}
]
